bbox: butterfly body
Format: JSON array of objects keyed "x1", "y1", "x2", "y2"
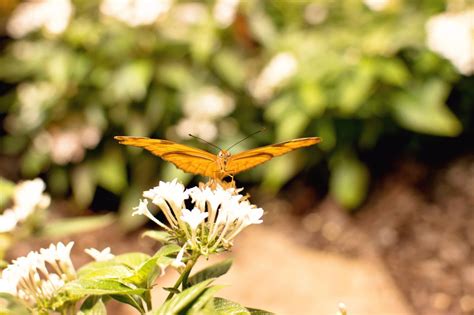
[{"x1": 115, "y1": 135, "x2": 321, "y2": 180}]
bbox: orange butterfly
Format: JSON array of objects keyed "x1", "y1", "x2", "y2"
[{"x1": 115, "y1": 135, "x2": 321, "y2": 181}]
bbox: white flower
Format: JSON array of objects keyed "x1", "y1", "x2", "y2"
[
  {"x1": 337, "y1": 302, "x2": 347, "y2": 315},
  {"x1": 175, "y1": 86, "x2": 235, "y2": 141},
  {"x1": 13, "y1": 178, "x2": 50, "y2": 221},
  {"x1": 183, "y1": 87, "x2": 235, "y2": 120},
  {"x1": 0, "y1": 209, "x2": 19, "y2": 233},
  {"x1": 132, "y1": 199, "x2": 170, "y2": 230},
  {"x1": 0, "y1": 178, "x2": 50, "y2": 233},
  {"x1": 14, "y1": 82, "x2": 57, "y2": 129},
  {"x1": 6, "y1": 0, "x2": 73, "y2": 38},
  {"x1": 426, "y1": 10, "x2": 474, "y2": 75},
  {"x1": 33, "y1": 122, "x2": 102, "y2": 165},
  {"x1": 85, "y1": 247, "x2": 115, "y2": 261},
  {"x1": 0, "y1": 277, "x2": 17, "y2": 295},
  {"x1": 39, "y1": 242, "x2": 75, "y2": 279},
  {"x1": 145, "y1": 179, "x2": 188, "y2": 213},
  {"x1": 0, "y1": 242, "x2": 77, "y2": 308},
  {"x1": 100, "y1": 0, "x2": 172, "y2": 27},
  {"x1": 171, "y1": 245, "x2": 186, "y2": 269},
  {"x1": 244, "y1": 207, "x2": 264, "y2": 225},
  {"x1": 250, "y1": 52, "x2": 299, "y2": 102},
  {"x1": 363, "y1": 0, "x2": 390, "y2": 12},
  {"x1": 304, "y1": 4, "x2": 328, "y2": 25},
  {"x1": 181, "y1": 208, "x2": 208, "y2": 231},
  {"x1": 175, "y1": 118, "x2": 218, "y2": 142},
  {"x1": 139, "y1": 180, "x2": 263, "y2": 254},
  {"x1": 213, "y1": 0, "x2": 240, "y2": 28}
]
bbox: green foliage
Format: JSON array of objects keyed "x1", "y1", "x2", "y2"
[
  {"x1": 0, "y1": 293, "x2": 30, "y2": 315},
  {"x1": 53, "y1": 245, "x2": 181, "y2": 312},
  {"x1": 39, "y1": 214, "x2": 115, "y2": 237},
  {"x1": 78, "y1": 297, "x2": 107, "y2": 315},
  {"x1": 188, "y1": 259, "x2": 233, "y2": 286},
  {"x1": 0, "y1": 0, "x2": 467, "y2": 212}
]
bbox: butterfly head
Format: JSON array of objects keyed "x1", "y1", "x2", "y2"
[{"x1": 218, "y1": 150, "x2": 231, "y2": 159}]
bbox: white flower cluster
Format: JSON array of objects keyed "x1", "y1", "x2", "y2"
[
  {"x1": 213, "y1": 0, "x2": 240, "y2": 28},
  {"x1": 84, "y1": 247, "x2": 115, "y2": 262},
  {"x1": 249, "y1": 52, "x2": 299, "y2": 103},
  {"x1": 363, "y1": 0, "x2": 391, "y2": 12},
  {"x1": 175, "y1": 86, "x2": 235, "y2": 142},
  {"x1": 100, "y1": 0, "x2": 173, "y2": 27},
  {"x1": 426, "y1": 10, "x2": 474, "y2": 76},
  {"x1": 6, "y1": 0, "x2": 74, "y2": 38},
  {"x1": 0, "y1": 242, "x2": 76, "y2": 307},
  {"x1": 34, "y1": 123, "x2": 102, "y2": 165},
  {"x1": 0, "y1": 179, "x2": 50, "y2": 233},
  {"x1": 133, "y1": 180, "x2": 263, "y2": 256}
]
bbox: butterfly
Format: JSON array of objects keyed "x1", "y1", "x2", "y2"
[{"x1": 115, "y1": 135, "x2": 321, "y2": 181}]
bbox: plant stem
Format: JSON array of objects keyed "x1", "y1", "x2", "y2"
[{"x1": 165, "y1": 253, "x2": 199, "y2": 301}]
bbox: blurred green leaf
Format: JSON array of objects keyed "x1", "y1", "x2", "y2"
[
  {"x1": 275, "y1": 109, "x2": 310, "y2": 141},
  {"x1": 0, "y1": 177, "x2": 15, "y2": 208},
  {"x1": 40, "y1": 214, "x2": 115, "y2": 237},
  {"x1": 96, "y1": 146, "x2": 127, "y2": 194},
  {"x1": 213, "y1": 50, "x2": 246, "y2": 89},
  {"x1": 105, "y1": 60, "x2": 153, "y2": 103},
  {"x1": 142, "y1": 230, "x2": 171, "y2": 244},
  {"x1": 21, "y1": 149, "x2": 49, "y2": 178},
  {"x1": 118, "y1": 185, "x2": 147, "y2": 231},
  {"x1": 72, "y1": 163, "x2": 96, "y2": 209},
  {"x1": 330, "y1": 152, "x2": 369, "y2": 210},
  {"x1": 298, "y1": 83, "x2": 326, "y2": 117},
  {"x1": 0, "y1": 293, "x2": 29, "y2": 315},
  {"x1": 392, "y1": 80, "x2": 462, "y2": 136}
]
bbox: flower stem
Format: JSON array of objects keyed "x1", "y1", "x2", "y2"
[{"x1": 166, "y1": 253, "x2": 199, "y2": 301}]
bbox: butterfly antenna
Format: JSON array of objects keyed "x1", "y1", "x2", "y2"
[
  {"x1": 226, "y1": 127, "x2": 266, "y2": 151},
  {"x1": 188, "y1": 134, "x2": 223, "y2": 151}
]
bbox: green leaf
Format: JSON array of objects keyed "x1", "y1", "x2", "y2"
[
  {"x1": 391, "y1": 80, "x2": 462, "y2": 136},
  {"x1": 275, "y1": 109, "x2": 310, "y2": 141},
  {"x1": 188, "y1": 286, "x2": 224, "y2": 314},
  {"x1": 0, "y1": 177, "x2": 15, "y2": 208},
  {"x1": 78, "y1": 297, "x2": 107, "y2": 315},
  {"x1": 111, "y1": 293, "x2": 149, "y2": 313},
  {"x1": 123, "y1": 245, "x2": 181, "y2": 288},
  {"x1": 106, "y1": 59, "x2": 153, "y2": 103},
  {"x1": 71, "y1": 163, "x2": 96, "y2": 209},
  {"x1": 330, "y1": 153, "x2": 369, "y2": 210},
  {"x1": 188, "y1": 259, "x2": 233, "y2": 286},
  {"x1": 208, "y1": 297, "x2": 251, "y2": 315},
  {"x1": 40, "y1": 214, "x2": 115, "y2": 238},
  {"x1": 0, "y1": 293, "x2": 29, "y2": 315},
  {"x1": 118, "y1": 185, "x2": 147, "y2": 231},
  {"x1": 142, "y1": 230, "x2": 172, "y2": 244},
  {"x1": 298, "y1": 83, "x2": 326, "y2": 117},
  {"x1": 123, "y1": 256, "x2": 161, "y2": 288},
  {"x1": 78, "y1": 262, "x2": 134, "y2": 280},
  {"x1": 154, "y1": 279, "x2": 215, "y2": 315},
  {"x1": 247, "y1": 307, "x2": 275, "y2": 315},
  {"x1": 96, "y1": 146, "x2": 127, "y2": 194},
  {"x1": 203, "y1": 297, "x2": 274, "y2": 315},
  {"x1": 337, "y1": 63, "x2": 374, "y2": 115},
  {"x1": 113, "y1": 252, "x2": 151, "y2": 269},
  {"x1": 213, "y1": 50, "x2": 246, "y2": 88},
  {"x1": 59, "y1": 279, "x2": 147, "y2": 300}
]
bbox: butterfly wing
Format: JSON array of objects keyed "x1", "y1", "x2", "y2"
[
  {"x1": 115, "y1": 136, "x2": 218, "y2": 178},
  {"x1": 226, "y1": 137, "x2": 321, "y2": 175}
]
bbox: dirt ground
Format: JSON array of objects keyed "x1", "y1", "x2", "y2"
[{"x1": 7, "y1": 155, "x2": 474, "y2": 314}]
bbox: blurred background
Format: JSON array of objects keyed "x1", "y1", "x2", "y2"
[{"x1": 0, "y1": 0, "x2": 473, "y2": 314}]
